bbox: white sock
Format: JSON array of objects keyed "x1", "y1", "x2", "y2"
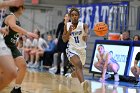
[
  {"x1": 14, "y1": 84, "x2": 21, "y2": 89},
  {"x1": 81, "y1": 81, "x2": 85, "y2": 86},
  {"x1": 35, "y1": 61, "x2": 38, "y2": 64}
]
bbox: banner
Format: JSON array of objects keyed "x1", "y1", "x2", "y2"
[{"x1": 67, "y1": 2, "x2": 129, "y2": 31}]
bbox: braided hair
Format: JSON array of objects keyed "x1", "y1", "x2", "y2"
[{"x1": 69, "y1": 7, "x2": 80, "y2": 16}]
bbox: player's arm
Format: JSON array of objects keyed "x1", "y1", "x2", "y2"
[
  {"x1": 6, "y1": 15, "x2": 28, "y2": 35},
  {"x1": 83, "y1": 23, "x2": 89, "y2": 35},
  {"x1": 5, "y1": 15, "x2": 37, "y2": 38},
  {"x1": 83, "y1": 23, "x2": 89, "y2": 42},
  {"x1": 0, "y1": 0, "x2": 24, "y2": 8},
  {"x1": 96, "y1": 54, "x2": 101, "y2": 63},
  {"x1": 134, "y1": 52, "x2": 139, "y2": 69},
  {"x1": 62, "y1": 24, "x2": 71, "y2": 42},
  {"x1": 134, "y1": 60, "x2": 138, "y2": 68}
]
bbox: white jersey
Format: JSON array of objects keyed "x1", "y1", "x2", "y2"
[
  {"x1": 23, "y1": 38, "x2": 32, "y2": 48},
  {"x1": 37, "y1": 38, "x2": 48, "y2": 50},
  {"x1": 67, "y1": 22, "x2": 86, "y2": 49},
  {"x1": 32, "y1": 39, "x2": 38, "y2": 48}
]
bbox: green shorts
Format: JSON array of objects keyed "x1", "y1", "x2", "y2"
[{"x1": 8, "y1": 46, "x2": 22, "y2": 58}]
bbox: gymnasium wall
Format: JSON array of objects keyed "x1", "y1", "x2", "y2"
[{"x1": 20, "y1": 0, "x2": 140, "y2": 67}]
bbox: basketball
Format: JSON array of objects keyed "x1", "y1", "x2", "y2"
[{"x1": 93, "y1": 22, "x2": 108, "y2": 36}]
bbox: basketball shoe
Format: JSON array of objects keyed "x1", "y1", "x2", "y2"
[{"x1": 11, "y1": 87, "x2": 22, "y2": 93}]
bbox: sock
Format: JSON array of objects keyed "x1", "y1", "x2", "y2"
[{"x1": 14, "y1": 84, "x2": 21, "y2": 89}]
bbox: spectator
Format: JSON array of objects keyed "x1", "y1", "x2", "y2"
[
  {"x1": 55, "y1": 13, "x2": 70, "y2": 75},
  {"x1": 133, "y1": 35, "x2": 140, "y2": 41},
  {"x1": 30, "y1": 29, "x2": 48, "y2": 68},
  {"x1": 43, "y1": 34, "x2": 56, "y2": 67},
  {"x1": 23, "y1": 36, "x2": 33, "y2": 63},
  {"x1": 121, "y1": 31, "x2": 131, "y2": 40}
]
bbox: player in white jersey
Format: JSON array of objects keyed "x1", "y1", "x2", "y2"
[
  {"x1": 62, "y1": 7, "x2": 89, "y2": 93},
  {"x1": 0, "y1": 0, "x2": 24, "y2": 90},
  {"x1": 94, "y1": 45, "x2": 120, "y2": 82}
]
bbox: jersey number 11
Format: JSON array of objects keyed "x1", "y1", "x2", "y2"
[{"x1": 74, "y1": 36, "x2": 79, "y2": 43}]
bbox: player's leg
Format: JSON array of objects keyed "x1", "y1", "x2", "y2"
[
  {"x1": 33, "y1": 50, "x2": 44, "y2": 68},
  {"x1": 108, "y1": 62, "x2": 120, "y2": 81},
  {"x1": 28, "y1": 49, "x2": 35, "y2": 67},
  {"x1": 23, "y1": 48, "x2": 30, "y2": 62},
  {"x1": 94, "y1": 62, "x2": 103, "y2": 71},
  {"x1": 131, "y1": 66, "x2": 140, "y2": 85},
  {"x1": 70, "y1": 54, "x2": 89, "y2": 92},
  {"x1": 0, "y1": 55, "x2": 17, "y2": 90},
  {"x1": 94, "y1": 62, "x2": 111, "y2": 80},
  {"x1": 63, "y1": 51, "x2": 69, "y2": 75},
  {"x1": 10, "y1": 47, "x2": 26, "y2": 93},
  {"x1": 131, "y1": 66, "x2": 139, "y2": 79},
  {"x1": 70, "y1": 55, "x2": 84, "y2": 83}
]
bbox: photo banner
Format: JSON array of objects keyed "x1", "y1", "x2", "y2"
[{"x1": 67, "y1": 2, "x2": 129, "y2": 31}]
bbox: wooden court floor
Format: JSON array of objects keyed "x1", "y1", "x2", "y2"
[{"x1": 1, "y1": 68, "x2": 139, "y2": 93}]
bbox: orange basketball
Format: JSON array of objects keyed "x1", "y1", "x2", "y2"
[{"x1": 94, "y1": 22, "x2": 108, "y2": 36}]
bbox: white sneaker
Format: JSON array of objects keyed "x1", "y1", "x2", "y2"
[
  {"x1": 65, "y1": 73, "x2": 72, "y2": 79},
  {"x1": 49, "y1": 66, "x2": 57, "y2": 71},
  {"x1": 105, "y1": 74, "x2": 111, "y2": 79},
  {"x1": 81, "y1": 80, "x2": 89, "y2": 93},
  {"x1": 31, "y1": 63, "x2": 39, "y2": 68},
  {"x1": 27, "y1": 62, "x2": 33, "y2": 67},
  {"x1": 114, "y1": 74, "x2": 119, "y2": 82}
]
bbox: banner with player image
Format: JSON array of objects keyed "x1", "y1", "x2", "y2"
[
  {"x1": 128, "y1": 41, "x2": 140, "y2": 76},
  {"x1": 89, "y1": 40, "x2": 132, "y2": 76},
  {"x1": 67, "y1": 2, "x2": 129, "y2": 31}
]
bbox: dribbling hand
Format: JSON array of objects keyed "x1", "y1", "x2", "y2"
[
  {"x1": 69, "y1": 25, "x2": 74, "y2": 33},
  {"x1": 0, "y1": 26, "x2": 9, "y2": 37}
]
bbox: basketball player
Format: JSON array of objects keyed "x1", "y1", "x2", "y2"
[
  {"x1": 94, "y1": 45, "x2": 120, "y2": 82},
  {"x1": 62, "y1": 7, "x2": 89, "y2": 92},
  {"x1": 2, "y1": 6, "x2": 37, "y2": 93},
  {"x1": 0, "y1": 0, "x2": 24, "y2": 91},
  {"x1": 131, "y1": 52, "x2": 140, "y2": 86}
]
